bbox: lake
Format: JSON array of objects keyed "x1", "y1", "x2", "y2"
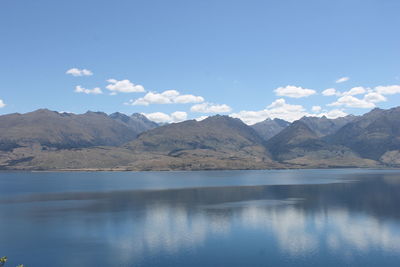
[{"x1": 1, "y1": 169, "x2": 400, "y2": 266}]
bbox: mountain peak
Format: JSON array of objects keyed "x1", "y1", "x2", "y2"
[
  {"x1": 203, "y1": 114, "x2": 231, "y2": 121},
  {"x1": 261, "y1": 118, "x2": 272, "y2": 122},
  {"x1": 84, "y1": 111, "x2": 108, "y2": 117},
  {"x1": 30, "y1": 109, "x2": 59, "y2": 115},
  {"x1": 251, "y1": 117, "x2": 290, "y2": 141},
  {"x1": 298, "y1": 115, "x2": 356, "y2": 137},
  {"x1": 267, "y1": 120, "x2": 318, "y2": 146},
  {"x1": 371, "y1": 107, "x2": 383, "y2": 112},
  {"x1": 131, "y1": 113, "x2": 155, "y2": 123},
  {"x1": 110, "y1": 112, "x2": 126, "y2": 116},
  {"x1": 109, "y1": 112, "x2": 131, "y2": 123},
  {"x1": 109, "y1": 112, "x2": 158, "y2": 134}
]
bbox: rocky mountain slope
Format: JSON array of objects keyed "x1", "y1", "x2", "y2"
[
  {"x1": 326, "y1": 107, "x2": 400, "y2": 161},
  {"x1": 0, "y1": 115, "x2": 279, "y2": 170},
  {"x1": 125, "y1": 115, "x2": 277, "y2": 170},
  {"x1": 266, "y1": 121, "x2": 378, "y2": 168}
]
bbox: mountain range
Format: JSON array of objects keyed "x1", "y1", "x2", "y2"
[
  {"x1": 0, "y1": 109, "x2": 157, "y2": 150},
  {"x1": 0, "y1": 107, "x2": 399, "y2": 170}
]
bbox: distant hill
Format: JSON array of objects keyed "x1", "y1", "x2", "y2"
[
  {"x1": 298, "y1": 115, "x2": 356, "y2": 137},
  {"x1": 251, "y1": 118, "x2": 290, "y2": 140},
  {"x1": 251, "y1": 115, "x2": 355, "y2": 141},
  {"x1": 0, "y1": 109, "x2": 158, "y2": 150}
]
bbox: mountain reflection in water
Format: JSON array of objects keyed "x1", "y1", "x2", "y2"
[{"x1": 1, "y1": 170, "x2": 400, "y2": 266}]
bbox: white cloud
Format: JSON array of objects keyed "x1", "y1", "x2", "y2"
[
  {"x1": 174, "y1": 94, "x2": 204, "y2": 104},
  {"x1": 311, "y1": 106, "x2": 322, "y2": 112},
  {"x1": 327, "y1": 84, "x2": 393, "y2": 108},
  {"x1": 143, "y1": 111, "x2": 188, "y2": 123},
  {"x1": 363, "y1": 92, "x2": 387, "y2": 103},
  {"x1": 171, "y1": 111, "x2": 188, "y2": 122},
  {"x1": 0, "y1": 99, "x2": 5, "y2": 108},
  {"x1": 106, "y1": 79, "x2": 145, "y2": 93},
  {"x1": 322, "y1": 87, "x2": 366, "y2": 97},
  {"x1": 143, "y1": 112, "x2": 171, "y2": 123},
  {"x1": 328, "y1": 95, "x2": 375, "y2": 109},
  {"x1": 322, "y1": 88, "x2": 341, "y2": 96},
  {"x1": 274, "y1": 85, "x2": 316, "y2": 98},
  {"x1": 190, "y1": 102, "x2": 232, "y2": 113},
  {"x1": 335, "y1": 76, "x2": 350, "y2": 83},
  {"x1": 74, "y1": 85, "x2": 103, "y2": 95},
  {"x1": 230, "y1": 98, "x2": 309, "y2": 124},
  {"x1": 128, "y1": 90, "x2": 204, "y2": 106},
  {"x1": 322, "y1": 83, "x2": 400, "y2": 109},
  {"x1": 342, "y1": 86, "x2": 366, "y2": 96},
  {"x1": 66, "y1": 68, "x2": 93, "y2": 77},
  {"x1": 230, "y1": 110, "x2": 270, "y2": 125},
  {"x1": 134, "y1": 92, "x2": 172, "y2": 105},
  {"x1": 375, "y1": 85, "x2": 400, "y2": 95},
  {"x1": 264, "y1": 98, "x2": 309, "y2": 121}
]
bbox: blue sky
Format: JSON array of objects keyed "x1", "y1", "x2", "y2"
[{"x1": 1, "y1": 0, "x2": 400, "y2": 124}]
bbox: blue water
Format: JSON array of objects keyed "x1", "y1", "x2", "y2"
[{"x1": 1, "y1": 169, "x2": 400, "y2": 266}]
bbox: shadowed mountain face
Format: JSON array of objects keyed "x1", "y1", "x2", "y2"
[
  {"x1": 251, "y1": 118, "x2": 290, "y2": 140},
  {"x1": 326, "y1": 107, "x2": 400, "y2": 160},
  {"x1": 128, "y1": 115, "x2": 265, "y2": 153},
  {"x1": 266, "y1": 121, "x2": 378, "y2": 167},
  {"x1": 298, "y1": 115, "x2": 356, "y2": 137},
  {"x1": 266, "y1": 121, "x2": 321, "y2": 159},
  {"x1": 0, "y1": 109, "x2": 158, "y2": 150}
]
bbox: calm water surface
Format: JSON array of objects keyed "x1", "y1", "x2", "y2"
[{"x1": 1, "y1": 169, "x2": 400, "y2": 266}]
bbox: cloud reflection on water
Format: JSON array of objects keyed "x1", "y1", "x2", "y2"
[{"x1": 2, "y1": 173, "x2": 400, "y2": 265}]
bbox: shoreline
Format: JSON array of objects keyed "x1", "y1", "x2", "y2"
[{"x1": 1, "y1": 166, "x2": 399, "y2": 173}]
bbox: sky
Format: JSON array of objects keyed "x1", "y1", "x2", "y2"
[{"x1": 0, "y1": 0, "x2": 400, "y2": 124}]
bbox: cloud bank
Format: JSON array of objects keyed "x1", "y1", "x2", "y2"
[
  {"x1": 230, "y1": 98, "x2": 346, "y2": 124},
  {"x1": 275, "y1": 85, "x2": 316, "y2": 98},
  {"x1": 190, "y1": 102, "x2": 232, "y2": 113},
  {"x1": 128, "y1": 90, "x2": 204, "y2": 106},
  {"x1": 324, "y1": 84, "x2": 400, "y2": 109},
  {"x1": 143, "y1": 111, "x2": 188, "y2": 123}
]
